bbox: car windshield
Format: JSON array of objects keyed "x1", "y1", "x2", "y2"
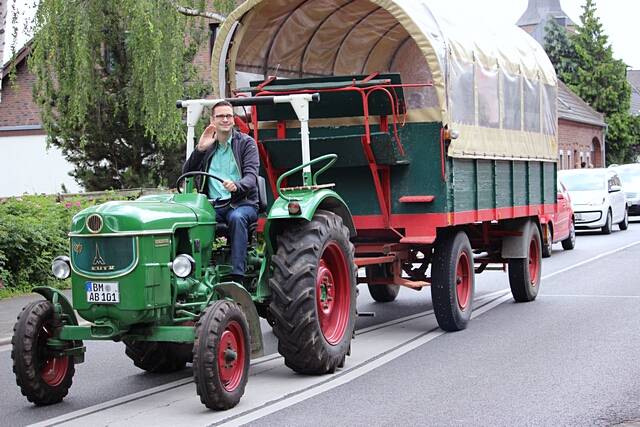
[
  {"x1": 615, "y1": 166, "x2": 640, "y2": 185},
  {"x1": 560, "y1": 171, "x2": 605, "y2": 191}
]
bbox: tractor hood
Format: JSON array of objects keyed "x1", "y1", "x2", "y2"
[{"x1": 70, "y1": 194, "x2": 215, "y2": 235}]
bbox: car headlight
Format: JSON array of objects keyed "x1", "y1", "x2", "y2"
[
  {"x1": 51, "y1": 256, "x2": 71, "y2": 280},
  {"x1": 171, "y1": 254, "x2": 195, "y2": 278}
]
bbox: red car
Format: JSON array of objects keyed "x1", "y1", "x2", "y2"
[{"x1": 541, "y1": 180, "x2": 576, "y2": 257}]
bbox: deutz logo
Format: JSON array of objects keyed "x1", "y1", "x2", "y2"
[{"x1": 91, "y1": 243, "x2": 115, "y2": 271}]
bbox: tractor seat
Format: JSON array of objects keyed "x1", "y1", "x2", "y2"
[{"x1": 214, "y1": 176, "x2": 267, "y2": 241}]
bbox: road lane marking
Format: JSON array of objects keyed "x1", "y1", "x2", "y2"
[
  {"x1": 26, "y1": 293, "x2": 507, "y2": 427},
  {"x1": 215, "y1": 292, "x2": 515, "y2": 427},
  {"x1": 539, "y1": 294, "x2": 640, "y2": 299}
]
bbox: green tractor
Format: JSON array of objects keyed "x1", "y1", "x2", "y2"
[{"x1": 11, "y1": 93, "x2": 357, "y2": 410}]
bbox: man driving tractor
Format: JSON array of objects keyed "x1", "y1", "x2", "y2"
[{"x1": 182, "y1": 101, "x2": 260, "y2": 284}]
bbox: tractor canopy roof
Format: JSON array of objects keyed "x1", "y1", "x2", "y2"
[{"x1": 212, "y1": 0, "x2": 558, "y2": 161}]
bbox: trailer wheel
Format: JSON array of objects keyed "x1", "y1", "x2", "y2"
[
  {"x1": 193, "y1": 300, "x2": 249, "y2": 410},
  {"x1": 269, "y1": 210, "x2": 356, "y2": 374},
  {"x1": 11, "y1": 300, "x2": 75, "y2": 406},
  {"x1": 123, "y1": 340, "x2": 192, "y2": 373},
  {"x1": 366, "y1": 264, "x2": 400, "y2": 303},
  {"x1": 508, "y1": 224, "x2": 541, "y2": 302},
  {"x1": 561, "y1": 218, "x2": 576, "y2": 250},
  {"x1": 541, "y1": 225, "x2": 553, "y2": 258},
  {"x1": 431, "y1": 231, "x2": 474, "y2": 332}
]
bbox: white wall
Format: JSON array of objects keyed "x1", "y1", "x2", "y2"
[{"x1": 0, "y1": 134, "x2": 82, "y2": 196}]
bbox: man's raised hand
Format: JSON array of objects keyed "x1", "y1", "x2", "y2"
[{"x1": 197, "y1": 123, "x2": 216, "y2": 152}]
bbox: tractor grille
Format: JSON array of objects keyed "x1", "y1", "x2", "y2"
[
  {"x1": 86, "y1": 214, "x2": 103, "y2": 233},
  {"x1": 70, "y1": 236, "x2": 137, "y2": 277}
]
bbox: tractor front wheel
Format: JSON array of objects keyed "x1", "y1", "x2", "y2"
[
  {"x1": 12, "y1": 300, "x2": 75, "y2": 405},
  {"x1": 193, "y1": 300, "x2": 250, "y2": 410},
  {"x1": 269, "y1": 210, "x2": 356, "y2": 374}
]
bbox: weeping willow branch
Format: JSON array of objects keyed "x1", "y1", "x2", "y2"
[{"x1": 173, "y1": 3, "x2": 226, "y2": 22}]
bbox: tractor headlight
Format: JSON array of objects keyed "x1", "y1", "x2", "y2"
[
  {"x1": 171, "y1": 254, "x2": 195, "y2": 278},
  {"x1": 51, "y1": 256, "x2": 71, "y2": 279}
]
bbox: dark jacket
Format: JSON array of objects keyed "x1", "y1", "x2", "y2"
[{"x1": 182, "y1": 129, "x2": 260, "y2": 208}]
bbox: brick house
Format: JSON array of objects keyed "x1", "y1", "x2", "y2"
[
  {"x1": 0, "y1": 2, "x2": 224, "y2": 197},
  {"x1": 518, "y1": 0, "x2": 607, "y2": 169},
  {"x1": 0, "y1": 42, "x2": 82, "y2": 196},
  {"x1": 557, "y1": 81, "x2": 606, "y2": 169}
]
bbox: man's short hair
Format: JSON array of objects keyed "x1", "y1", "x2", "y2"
[{"x1": 212, "y1": 100, "x2": 233, "y2": 115}]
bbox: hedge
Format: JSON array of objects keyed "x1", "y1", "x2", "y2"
[{"x1": 0, "y1": 190, "x2": 164, "y2": 297}]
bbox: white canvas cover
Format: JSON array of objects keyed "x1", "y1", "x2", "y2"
[{"x1": 211, "y1": 0, "x2": 558, "y2": 161}]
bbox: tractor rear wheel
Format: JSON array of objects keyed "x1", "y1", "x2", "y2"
[
  {"x1": 431, "y1": 231, "x2": 475, "y2": 332},
  {"x1": 269, "y1": 210, "x2": 356, "y2": 374},
  {"x1": 124, "y1": 339, "x2": 192, "y2": 373},
  {"x1": 193, "y1": 300, "x2": 250, "y2": 410},
  {"x1": 12, "y1": 300, "x2": 75, "y2": 405},
  {"x1": 508, "y1": 223, "x2": 542, "y2": 302},
  {"x1": 366, "y1": 264, "x2": 400, "y2": 303}
]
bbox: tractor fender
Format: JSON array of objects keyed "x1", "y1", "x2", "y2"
[
  {"x1": 33, "y1": 286, "x2": 79, "y2": 326},
  {"x1": 501, "y1": 218, "x2": 540, "y2": 259},
  {"x1": 213, "y1": 282, "x2": 264, "y2": 359},
  {"x1": 266, "y1": 189, "x2": 356, "y2": 237}
]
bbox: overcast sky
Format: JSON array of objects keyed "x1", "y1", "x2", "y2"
[{"x1": 4, "y1": 0, "x2": 639, "y2": 69}]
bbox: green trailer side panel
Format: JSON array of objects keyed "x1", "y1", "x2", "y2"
[
  {"x1": 260, "y1": 121, "x2": 555, "y2": 218},
  {"x1": 495, "y1": 162, "x2": 513, "y2": 208},
  {"x1": 450, "y1": 159, "x2": 475, "y2": 212},
  {"x1": 449, "y1": 158, "x2": 556, "y2": 212},
  {"x1": 477, "y1": 160, "x2": 496, "y2": 210},
  {"x1": 543, "y1": 162, "x2": 556, "y2": 204},
  {"x1": 260, "y1": 122, "x2": 445, "y2": 216},
  {"x1": 513, "y1": 162, "x2": 528, "y2": 206},
  {"x1": 389, "y1": 122, "x2": 446, "y2": 214},
  {"x1": 528, "y1": 162, "x2": 542, "y2": 205}
]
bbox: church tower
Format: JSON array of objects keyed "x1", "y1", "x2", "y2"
[{"x1": 517, "y1": 0, "x2": 575, "y2": 44}]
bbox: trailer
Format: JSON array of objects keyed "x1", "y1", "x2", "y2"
[{"x1": 211, "y1": 0, "x2": 559, "y2": 330}]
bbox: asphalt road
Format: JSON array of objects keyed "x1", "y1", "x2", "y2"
[{"x1": 2, "y1": 220, "x2": 640, "y2": 426}]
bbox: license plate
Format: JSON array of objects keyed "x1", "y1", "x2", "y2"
[{"x1": 86, "y1": 281, "x2": 119, "y2": 304}]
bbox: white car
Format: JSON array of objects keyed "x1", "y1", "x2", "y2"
[
  {"x1": 558, "y1": 168, "x2": 628, "y2": 234},
  {"x1": 611, "y1": 163, "x2": 640, "y2": 216}
]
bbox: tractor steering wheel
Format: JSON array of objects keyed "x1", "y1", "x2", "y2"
[{"x1": 175, "y1": 171, "x2": 232, "y2": 209}]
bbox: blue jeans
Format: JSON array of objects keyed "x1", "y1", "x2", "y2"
[{"x1": 214, "y1": 204, "x2": 258, "y2": 277}]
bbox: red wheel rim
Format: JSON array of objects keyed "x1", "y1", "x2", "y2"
[
  {"x1": 528, "y1": 236, "x2": 540, "y2": 286},
  {"x1": 217, "y1": 320, "x2": 245, "y2": 392},
  {"x1": 316, "y1": 242, "x2": 351, "y2": 345},
  {"x1": 456, "y1": 251, "x2": 471, "y2": 310},
  {"x1": 39, "y1": 324, "x2": 70, "y2": 387}
]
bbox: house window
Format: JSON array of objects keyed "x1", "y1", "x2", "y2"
[{"x1": 559, "y1": 150, "x2": 564, "y2": 170}]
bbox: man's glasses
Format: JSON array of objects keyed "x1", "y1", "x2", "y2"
[{"x1": 214, "y1": 114, "x2": 234, "y2": 120}]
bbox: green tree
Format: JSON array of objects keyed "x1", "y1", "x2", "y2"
[
  {"x1": 544, "y1": 19, "x2": 578, "y2": 82},
  {"x1": 28, "y1": 0, "x2": 234, "y2": 190},
  {"x1": 563, "y1": 0, "x2": 633, "y2": 164}
]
